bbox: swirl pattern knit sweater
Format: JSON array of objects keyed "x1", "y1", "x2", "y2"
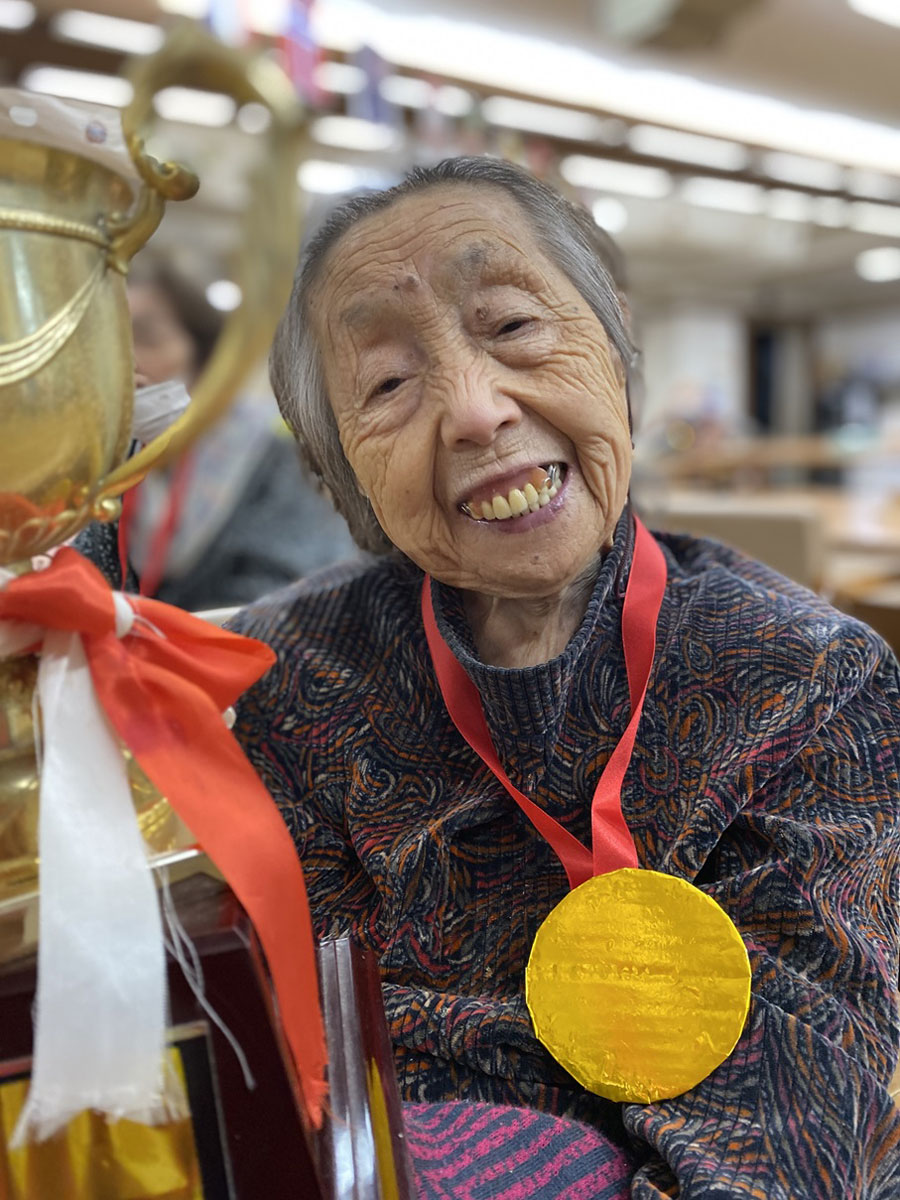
[{"x1": 231, "y1": 519, "x2": 900, "y2": 1198}]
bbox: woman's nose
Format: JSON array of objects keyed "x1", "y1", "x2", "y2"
[{"x1": 437, "y1": 359, "x2": 522, "y2": 449}]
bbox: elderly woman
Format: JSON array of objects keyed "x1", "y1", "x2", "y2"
[{"x1": 231, "y1": 157, "x2": 900, "y2": 1197}]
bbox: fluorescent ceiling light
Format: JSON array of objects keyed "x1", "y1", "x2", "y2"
[
  {"x1": 848, "y1": 0, "x2": 900, "y2": 29},
  {"x1": 855, "y1": 246, "x2": 900, "y2": 281},
  {"x1": 433, "y1": 86, "x2": 474, "y2": 118},
  {"x1": 158, "y1": 0, "x2": 208, "y2": 15},
  {"x1": 297, "y1": 159, "x2": 395, "y2": 194},
  {"x1": 561, "y1": 155, "x2": 671, "y2": 197},
  {"x1": 481, "y1": 96, "x2": 607, "y2": 141},
  {"x1": 153, "y1": 87, "x2": 236, "y2": 127},
  {"x1": 846, "y1": 168, "x2": 900, "y2": 201},
  {"x1": 680, "y1": 176, "x2": 765, "y2": 214},
  {"x1": 812, "y1": 196, "x2": 850, "y2": 227},
  {"x1": 0, "y1": 0, "x2": 35, "y2": 30},
  {"x1": 244, "y1": 0, "x2": 291, "y2": 36},
  {"x1": 849, "y1": 201, "x2": 900, "y2": 237},
  {"x1": 206, "y1": 280, "x2": 242, "y2": 311},
  {"x1": 51, "y1": 10, "x2": 164, "y2": 54},
  {"x1": 767, "y1": 189, "x2": 814, "y2": 222},
  {"x1": 311, "y1": 0, "x2": 900, "y2": 173},
  {"x1": 628, "y1": 124, "x2": 748, "y2": 171},
  {"x1": 760, "y1": 151, "x2": 844, "y2": 191},
  {"x1": 377, "y1": 76, "x2": 473, "y2": 117},
  {"x1": 591, "y1": 196, "x2": 628, "y2": 234},
  {"x1": 314, "y1": 61, "x2": 367, "y2": 95},
  {"x1": 626, "y1": 69, "x2": 900, "y2": 173},
  {"x1": 21, "y1": 65, "x2": 133, "y2": 107},
  {"x1": 311, "y1": 115, "x2": 401, "y2": 151},
  {"x1": 311, "y1": 7, "x2": 362, "y2": 52},
  {"x1": 379, "y1": 74, "x2": 431, "y2": 108},
  {"x1": 298, "y1": 159, "x2": 367, "y2": 193},
  {"x1": 236, "y1": 102, "x2": 271, "y2": 134}
]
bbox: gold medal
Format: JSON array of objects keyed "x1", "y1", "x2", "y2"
[{"x1": 526, "y1": 868, "x2": 751, "y2": 1104}]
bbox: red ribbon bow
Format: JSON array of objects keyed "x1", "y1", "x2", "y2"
[{"x1": 0, "y1": 547, "x2": 326, "y2": 1125}]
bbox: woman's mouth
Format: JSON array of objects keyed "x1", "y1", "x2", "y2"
[{"x1": 460, "y1": 464, "x2": 565, "y2": 523}]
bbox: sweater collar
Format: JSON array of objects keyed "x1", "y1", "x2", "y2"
[{"x1": 429, "y1": 509, "x2": 632, "y2": 759}]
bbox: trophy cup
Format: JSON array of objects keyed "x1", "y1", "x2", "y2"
[{"x1": 0, "y1": 28, "x2": 413, "y2": 1200}]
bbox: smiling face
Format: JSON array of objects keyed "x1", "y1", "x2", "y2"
[{"x1": 312, "y1": 184, "x2": 632, "y2": 600}]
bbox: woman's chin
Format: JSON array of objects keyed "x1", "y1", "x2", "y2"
[
  {"x1": 460, "y1": 521, "x2": 609, "y2": 600},
  {"x1": 433, "y1": 544, "x2": 605, "y2": 603}
]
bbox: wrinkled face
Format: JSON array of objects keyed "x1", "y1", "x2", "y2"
[{"x1": 313, "y1": 185, "x2": 632, "y2": 599}]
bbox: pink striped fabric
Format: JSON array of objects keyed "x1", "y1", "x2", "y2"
[{"x1": 403, "y1": 1102, "x2": 633, "y2": 1199}]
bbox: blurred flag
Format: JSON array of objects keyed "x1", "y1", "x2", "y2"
[
  {"x1": 280, "y1": 0, "x2": 324, "y2": 105},
  {"x1": 414, "y1": 81, "x2": 454, "y2": 164},
  {"x1": 347, "y1": 45, "x2": 398, "y2": 128},
  {"x1": 207, "y1": 0, "x2": 323, "y2": 104}
]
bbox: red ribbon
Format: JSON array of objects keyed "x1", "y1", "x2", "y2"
[
  {"x1": 0, "y1": 547, "x2": 326, "y2": 1125},
  {"x1": 421, "y1": 516, "x2": 667, "y2": 890}
]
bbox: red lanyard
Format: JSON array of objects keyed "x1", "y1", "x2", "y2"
[
  {"x1": 421, "y1": 516, "x2": 667, "y2": 891},
  {"x1": 118, "y1": 452, "x2": 196, "y2": 598}
]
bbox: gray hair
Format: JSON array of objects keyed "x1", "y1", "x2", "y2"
[{"x1": 270, "y1": 156, "x2": 637, "y2": 554}]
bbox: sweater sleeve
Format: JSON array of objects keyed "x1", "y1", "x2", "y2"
[
  {"x1": 626, "y1": 646, "x2": 900, "y2": 1198},
  {"x1": 231, "y1": 642, "x2": 380, "y2": 945}
]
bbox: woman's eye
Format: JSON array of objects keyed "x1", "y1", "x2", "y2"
[
  {"x1": 495, "y1": 317, "x2": 532, "y2": 337},
  {"x1": 370, "y1": 376, "x2": 405, "y2": 399}
]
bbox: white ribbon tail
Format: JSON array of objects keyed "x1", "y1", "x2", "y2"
[{"x1": 11, "y1": 628, "x2": 183, "y2": 1145}]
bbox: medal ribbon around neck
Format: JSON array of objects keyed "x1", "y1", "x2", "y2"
[{"x1": 421, "y1": 515, "x2": 751, "y2": 1104}]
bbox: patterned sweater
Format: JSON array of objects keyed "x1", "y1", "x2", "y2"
[{"x1": 231, "y1": 519, "x2": 900, "y2": 1198}]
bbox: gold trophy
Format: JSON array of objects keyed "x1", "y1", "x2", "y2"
[
  {"x1": 0, "y1": 94, "x2": 200, "y2": 923},
  {"x1": 0, "y1": 24, "x2": 307, "y2": 917},
  {"x1": 0, "y1": 27, "x2": 321, "y2": 1198}
]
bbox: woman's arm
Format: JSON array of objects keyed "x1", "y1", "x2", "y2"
[
  {"x1": 231, "y1": 637, "x2": 380, "y2": 945},
  {"x1": 627, "y1": 647, "x2": 900, "y2": 1198}
]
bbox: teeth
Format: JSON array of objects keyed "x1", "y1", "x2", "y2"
[
  {"x1": 508, "y1": 488, "x2": 529, "y2": 516},
  {"x1": 464, "y1": 463, "x2": 564, "y2": 522}
]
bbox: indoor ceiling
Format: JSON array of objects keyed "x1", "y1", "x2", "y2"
[
  {"x1": 371, "y1": 0, "x2": 900, "y2": 129},
  {"x1": 2, "y1": 0, "x2": 899, "y2": 320}
]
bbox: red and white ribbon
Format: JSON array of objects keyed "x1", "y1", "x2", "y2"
[{"x1": 0, "y1": 550, "x2": 326, "y2": 1142}]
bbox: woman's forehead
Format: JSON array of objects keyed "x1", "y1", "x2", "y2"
[{"x1": 317, "y1": 185, "x2": 548, "y2": 300}]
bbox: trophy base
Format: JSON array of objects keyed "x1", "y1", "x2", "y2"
[
  {"x1": 0, "y1": 855, "x2": 320, "y2": 1199},
  {"x1": 0, "y1": 852, "x2": 415, "y2": 1200}
]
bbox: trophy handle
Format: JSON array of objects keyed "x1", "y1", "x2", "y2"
[
  {"x1": 96, "y1": 23, "x2": 308, "y2": 501},
  {"x1": 104, "y1": 161, "x2": 199, "y2": 276}
]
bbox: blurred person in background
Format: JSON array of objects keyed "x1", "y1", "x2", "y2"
[{"x1": 119, "y1": 258, "x2": 356, "y2": 610}]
